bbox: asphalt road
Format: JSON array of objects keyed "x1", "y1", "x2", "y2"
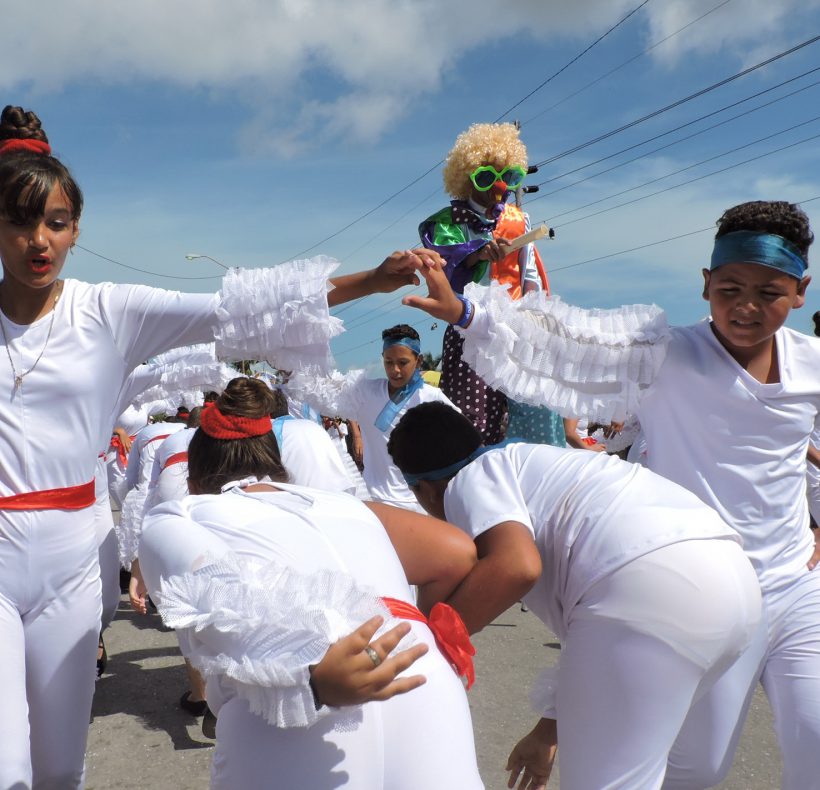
[{"x1": 86, "y1": 597, "x2": 781, "y2": 789}]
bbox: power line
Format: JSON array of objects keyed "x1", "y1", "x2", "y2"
[
  {"x1": 76, "y1": 245, "x2": 223, "y2": 281},
  {"x1": 522, "y1": 0, "x2": 733, "y2": 126},
  {"x1": 544, "y1": 115, "x2": 820, "y2": 222},
  {"x1": 532, "y1": 33, "x2": 820, "y2": 168},
  {"x1": 541, "y1": 130, "x2": 820, "y2": 228},
  {"x1": 528, "y1": 66, "x2": 820, "y2": 199},
  {"x1": 494, "y1": 0, "x2": 653, "y2": 122}
]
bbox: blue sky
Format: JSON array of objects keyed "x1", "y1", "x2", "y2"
[{"x1": 5, "y1": 0, "x2": 820, "y2": 371}]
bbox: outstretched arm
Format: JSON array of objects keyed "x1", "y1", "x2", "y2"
[{"x1": 328, "y1": 249, "x2": 443, "y2": 306}]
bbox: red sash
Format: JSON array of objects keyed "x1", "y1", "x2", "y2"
[
  {"x1": 162, "y1": 451, "x2": 189, "y2": 471},
  {"x1": 0, "y1": 480, "x2": 96, "y2": 511},
  {"x1": 145, "y1": 433, "x2": 171, "y2": 446},
  {"x1": 382, "y1": 597, "x2": 476, "y2": 689},
  {"x1": 110, "y1": 433, "x2": 138, "y2": 466}
]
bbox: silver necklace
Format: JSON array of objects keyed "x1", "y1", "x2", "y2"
[{"x1": 0, "y1": 281, "x2": 63, "y2": 392}]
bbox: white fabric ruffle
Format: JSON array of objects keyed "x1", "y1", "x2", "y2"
[
  {"x1": 156, "y1": 552, "x2": 405, "y2": 729},
  {"x1": 285, "y1": 367, "x2": 369, "y2": 419},
  {"x1": 132, "y1": 344, "x2": 236, "y2": 409},
  {"x1": 529, "y1": 665, "x2": 559, "y2": 719},
  {"x1": 214, "y1": 259, "x2": 344, "y2": 373},
  {"x1": 460, "y1": 283, "x2": 671, "y2": 423},
  {"x1": 117, "y1": 484, "x2": 151, "y2": 568}
]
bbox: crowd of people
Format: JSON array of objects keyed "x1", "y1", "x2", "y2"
[{"x1": 0, "y1": 103, "x2": 818, "y2": 790}]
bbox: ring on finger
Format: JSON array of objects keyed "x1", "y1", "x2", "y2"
[{"x1": 364, "y1": 645, "x2": 382, "y2": 668}]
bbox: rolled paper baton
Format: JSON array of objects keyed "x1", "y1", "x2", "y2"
[{"x1": 497, "y1": 224, "x2": 551, "y2": 256}]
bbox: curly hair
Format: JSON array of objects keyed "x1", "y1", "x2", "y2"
[
  {"x1": 715, "y1": 201, "x2": 813, "y2": 264},
  {"x1": 442, "y1": 123, "x2": 528, "y2": 200},
  {"x1": 813, "y1": 310, "x2": 820, "y2": 338},
  {"x1": 381, "y1": 323, "x2": 420, "y2": 343}
]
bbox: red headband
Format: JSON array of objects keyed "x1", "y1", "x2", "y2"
[
  {"x1": 0, "y1": 139, "x2": 51, "y2": 156},
  {"x1": 199, "y1": 402, "x2": 271, "y2": 440}
]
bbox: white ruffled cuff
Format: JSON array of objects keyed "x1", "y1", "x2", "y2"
[
  {"x1": 214, "y1": 258, "x2": 344, "y2": 373},
  {"x1": 459, "y1": 283, "x2": 671, "y2": 423},
  {"x1": 285, "y1": 367, "x2": 368, "y2": 419},
  {"x1": 117, "y1": 485, "x2": 151, "y2": 568},
  {"x1": 133, "y1": 344, "x2": 236, "y2": 408},
  {"x1": 155, "y1": 553, "x2": 403, "y2": 729},
  {"x1": 529, "y1": 665, "x2": 559, "y2": 719}
]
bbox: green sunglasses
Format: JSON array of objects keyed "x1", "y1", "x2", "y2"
[{"x1": 469, "y1": 164, "x2": 527, "y2": 192}]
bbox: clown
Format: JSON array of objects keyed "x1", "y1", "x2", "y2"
[{"x1": 419, "y1": 123, "x2": 561, "y2": 446}]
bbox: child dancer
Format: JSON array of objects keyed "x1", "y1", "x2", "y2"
[
  {"x1": 0, "y1": 104, "x2": 434, "y2": 789},
  {"x1": 287, "y1": 324, "x2": 456, "y2": 511},
  {"x1": 137, "y1": 378, "x2": 483, "y2": 789},
  {"x1": 404, "y1": 200, "x2": 819, "y2": 789},
  {"x1": 387, "y1": 401, "x2": 761, "y2": 790}
]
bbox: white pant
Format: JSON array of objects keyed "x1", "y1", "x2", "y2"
[
  {"x1": 664, "y1": 567, "x2": 820, "y2": 789},
  {"x1": 554, "y1": 539, "x2": 761, "y2": 790},
  {"x1": 0, "y1": 508, "x2": 101, "y2": 789}
]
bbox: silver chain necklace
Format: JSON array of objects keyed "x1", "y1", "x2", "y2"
[{"x1": 0, "y1": 281, "x2": 63, "y2": 392}]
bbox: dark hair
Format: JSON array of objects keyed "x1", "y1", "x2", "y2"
[
  {"x1": 187, "y1": 378, "x2": 288, "y2": 494},
  {"x1": 381, "y1": 324, "x2": 420, "y2": 344},
  {"x1": 715, "y1": 201, "x2": 813, "y2": 265},
  {"x1": 813, "y1": 310, "x2": 820, "y2": 338},
  {"x1": 388, "y1": 402, "x2": 481, "y2": 478},
  {"x1": 0, "y1": 105, "x2": 83, "y2": 223},
  {"x1": 203, "y1": 391, "x2": 219, "y2": 403},
  {"x1": 269, "y1": 388, "x2": 289, "y2": 419},
  {"x1": 187, "y1": 406, "x2": 203, "y2": 428}
]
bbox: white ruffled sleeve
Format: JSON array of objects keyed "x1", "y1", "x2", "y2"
[
  {"x1": 131, "y1": 344, "x2": 236, "y2": 409},
  {"x1": 117, "y1": 484, "x2": 151, "y2": 568},
  {"x1": 459, "y1": 283, "x2": 671, "y2": 423},
  {"x1": 155, "y1": 553, "x2": 400, "y2": 729},
  {"x1": 214, "y1": 258, "x2": 344, "y2": 373},
  {"x1": 285, "y1": 367, "x2": 369, "y2": 420}
]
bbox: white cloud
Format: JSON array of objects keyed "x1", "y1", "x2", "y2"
[{"x1": 5, "y1": 1, "x2": 817, "y2": 153}]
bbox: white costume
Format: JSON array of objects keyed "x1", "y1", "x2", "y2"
[
  {"x1": 451, "y1": 284, "x2": 820, "y2": 788},
  {"x1": 808, "y1": 428, "x2": 820, "y2": 525},
  {"x1": 443, "y1": 443, "x2": 760, "y2": 790},
  {"x1": 273, "y1": 417, "x2": 356, "y2": 495},
  {"x1": 289, "y1": 371, "x2": 456, "y2": 510},
  {"x1": 138, "y1": 486, "x2": 483, "y2": 789},
  {"x1": 0, "y1": 258, "x2": 340, "y2": 789}
]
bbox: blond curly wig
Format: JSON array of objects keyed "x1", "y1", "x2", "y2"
[{"x1": 442, "y1": 123, "x2": 528, "y2": 200}]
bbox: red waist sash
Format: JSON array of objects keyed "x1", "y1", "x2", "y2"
[
  {"x1": 162, "y1": 451, "x2": 189, "y2": 471},
  {"x1": 382, "y1": 597, "x2": 476, "y2": 689},
  {"x1": 0, "y1": 480, "x2": 96, "y2": 511},
  {"x1": 110, "y1": 433, "x2": 138, "y2": 466}
]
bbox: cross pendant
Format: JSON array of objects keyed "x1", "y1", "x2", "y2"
[{"x1": 14, "y1": 375, "x2": 22, "y2": 391}]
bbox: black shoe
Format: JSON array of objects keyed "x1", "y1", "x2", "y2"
[
  {"x1": 202, "y1": 707, "x2": 217, "y2": 739},
  {"x1": 96, "y1": 634, "x2": 108, "y2": 678},
  {"x1": 180, "y1": 691, "x2": 208, "y2": 717}
]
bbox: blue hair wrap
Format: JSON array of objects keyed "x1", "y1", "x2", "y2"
[
  {"x1": 383, "y1": 336, "x2": 421, "y2": 354},
  {"x1": 710, "y1": 231, "x2": 807, "y2": 280},
  {"x1": 402, "y1": 439, "x2": 519, "y2": 488}
]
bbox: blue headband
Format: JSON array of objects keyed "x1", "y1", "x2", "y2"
[
  {"x1": 401, "y1": 438, "x2": 519, "y2": 487},
  {"x1": 710, "y1": 231, "x2": 807, "y2": 280},
  {"x1": 383, "y1": 337, "x2": 421, "y2": 354}
]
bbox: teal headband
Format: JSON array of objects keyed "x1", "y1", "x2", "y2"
[
  {"x1": 401, "y1": 438, "x2": 518, "y2": 488},
  {"x1": 710, "y1": 231, "x2": 807, "y2": 280},
  {"x1": 383, "y1": 337, "x2": 421, "y2": 354}
]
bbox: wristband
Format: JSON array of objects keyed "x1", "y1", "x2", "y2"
[{"x1": 454, "y1": 295, "x2": 474, "y2": 328}]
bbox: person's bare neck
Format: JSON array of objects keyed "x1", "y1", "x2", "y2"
[
  {"x1": 711, "y1": 325, "x2": 780, "y2": 384},
  {"x1": 0, "y1": 279, "x2": 62, "y2": 324}
]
